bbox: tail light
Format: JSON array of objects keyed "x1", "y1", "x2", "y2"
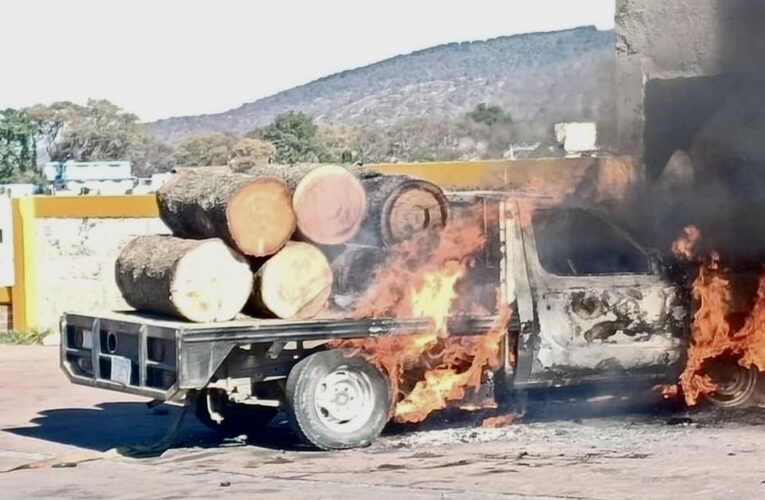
[
  {"x1": 73, "y1": 329, "x2": 93, "y2": 349},
  {"x1": 149, "y1": 337, "x2": 167, "y2": 362}
]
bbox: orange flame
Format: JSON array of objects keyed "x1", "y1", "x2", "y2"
[
  {"x1": 669, "y1": 227, "x2": 765, "y2": 405},
  {"x1": 678, "y1": 252, "x2": 734, "y2": 404},
  {"x1": 481, "y1": 412, "x2": 521, "y2": 428},
  {"x1": 393, "y1": 307, "x2": 512, "y2": 423},
  {"x1": 408, "y1": 261, "x2": 463, "y2": 335},
  {"x1": 733, "y1": 272, "x2": 765, "y2": 373},
  {"x1": 672, "y1": 225, "x2": 701, "y2": 260},
  {"x1": 339, "y1": 207, "x2": 513, "y2": 423}
]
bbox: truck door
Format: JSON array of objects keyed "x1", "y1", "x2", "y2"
[{"x1": 520, "y1": 206, "x2": 685, "y2": 381}]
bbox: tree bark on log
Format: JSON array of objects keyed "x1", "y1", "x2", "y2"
[
  {"x1": 247, "y1": 164, "x2": 367, "y2": 245},
  {"x1": 115, "y1": 236, "x2": 253, "y2": 322},
  {"x1": 157, "y1": 171, "x2": 295, "y2": 257},
  {"x1": 354, "y1": 171, "x2": 450, "y2": 247},
  {"x1": 248, "y1": 241, "x2": 333, "y2": 319}
]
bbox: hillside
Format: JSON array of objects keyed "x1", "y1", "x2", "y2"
[{"x1": 148, "y1": 26, "x2": 615, "y2": 145}]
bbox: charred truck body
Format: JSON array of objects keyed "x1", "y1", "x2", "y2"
[{"x1": 60, "y1": 193, "x2": 758, "y2": 450}]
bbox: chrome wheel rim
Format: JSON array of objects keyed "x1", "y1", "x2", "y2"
[
  {"x1": 314, "y1": 367, "x2": 375, "y2": 433},
  {"x1": 705, "y1": 362, "x2": 757, "y2": 408}
]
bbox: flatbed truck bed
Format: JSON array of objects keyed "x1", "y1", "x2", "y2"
[{"x1": 61, "y1": 310, "x2": 508, "y2": 400}]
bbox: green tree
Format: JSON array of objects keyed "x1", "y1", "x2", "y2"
[
  {"x1": 460, "y1": 103, "x2": 519, "y2": 159},
  {"x1": 318, "y1": 123, "x2": 358, "y2": 163},
  {"x1": 53, "y1": 100, "x2": 148, "y2": 161},
  {"x1": 27, "y1": 99, "x2": 170, "y2": 175},
  {"x1": 131, "y1": 138, "x2": 175, "y2": 177},
  {"x1": 262, "y1": 111, "x2": 327, "y2": 163},
  {"x1": 0, "y1": 109, "x2": 37, "y2": 181},
  {"x1": 229, "y1": 138, "x2": 276, "y2": 171},
  {"x1": 466, "y1": 103, "x2": 513, "y2": 127},
  {"x1": 173, "y1": 133, "x2": 237, "y2": 167},
  {"x1": 26, "y1": 101, "x2": 83, "y2": 160},
  {"x1": 355, "y1": 117, "x2": 461, "y2": 163}
]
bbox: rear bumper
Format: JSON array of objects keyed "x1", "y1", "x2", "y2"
[{"x1": 60, "y1": 314, "x2": 180, "y2": 400}]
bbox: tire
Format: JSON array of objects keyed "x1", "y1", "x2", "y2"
[
  {"x1": 286, "y1": 350, "x2": 391, "y2": 450},
  {"x1": 703, "y1": 361, "x2": 762, "y2": 408},
  {"x1": 194, "y1": 390, "x2": 278, "y2": 436}
]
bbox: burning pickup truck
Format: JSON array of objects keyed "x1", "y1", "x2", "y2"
[{"x1": 60, "y1": 193, "x2": 759, "y2": 450}]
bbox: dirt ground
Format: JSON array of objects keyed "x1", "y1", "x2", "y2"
[{"x1": 0, "y1": 346, "x2": 764, "y2": 499}]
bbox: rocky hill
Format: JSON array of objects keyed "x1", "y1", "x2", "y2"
[{"x1": 148, "y1": 26, "x2": 615, "y2": 145}]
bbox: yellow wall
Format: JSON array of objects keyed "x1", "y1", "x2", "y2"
[
  {"x1": 10, "y1": 195, "x2": 159, "y2": 330},
  {"x1": 33, "y1": 195, "x2": 159, "y2": 218},
  {"x1": 368, "y1": 157, "x2": 606, "y2": 190},
  {"x1": 10, "y1": 198, "x2": 36, "y2": 329}
]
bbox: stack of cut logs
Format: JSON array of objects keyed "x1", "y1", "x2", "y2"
[{"x1": 115, "y1": 164, "x2": 450, "y2": 322}]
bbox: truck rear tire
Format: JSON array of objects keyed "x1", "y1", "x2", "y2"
[
  {"x1": 194, "y1": 390, "x2": 278, "y2": 436},
  {"x1": 703, "y1": 361, "x2": 763, "y2": 408},
  {"x1": 286, "y1": 350, "x2": 391, "y2": 450}
]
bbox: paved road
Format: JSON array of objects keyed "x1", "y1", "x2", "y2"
[{"x1": 0, "y1": 346, "x2": 764, "y2": 499}]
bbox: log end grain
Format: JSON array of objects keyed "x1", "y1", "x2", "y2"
[
  {"x1": 226, "y1": 178, "x2": 296, "y2": 257},
  {"x1": 381, "y1": 179, "x2": 450, "y2": 247},
  {"x1": 292, "y1": 165, "x2": 367, "y2": 245},
  {"x1": 253, "y1": 241, "x2": 333, "y2": 319},
  {"x1": 170, "y1": 240, "x2": 253, "y2": 322}
]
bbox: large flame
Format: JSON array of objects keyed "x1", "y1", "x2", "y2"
[
  {"x1": 339, "y1": 207, "x2": 513, "y2": 423},
  {"x1": 670, "y1": 226, "x2": 765, "y2": 404},
  {"x1": 734, "y1": 275, "x2": 765, "y2": 372},
  {"x1": 392, "y1": 308, "x2": 512, "y2": 423},
  {"x1": 678, "y1": 252, "x2": 734, "y2": 404}
]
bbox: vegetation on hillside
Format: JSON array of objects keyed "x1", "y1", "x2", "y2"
[
  {"x1": 148, "y1": 27, "x2": 615, "y2": 146},
  {"x1": 229, "y1": 138, "x2": 277, "y2": 171},
  {"x1": 1, "y1": 27, "x2": 615, "y2": 179},
  {"x1": 173, "y1": 133, "x2": 238, "y2": 167},
  {"x1": 1, "y1": 101, "x2": 558, "y2": 180}
]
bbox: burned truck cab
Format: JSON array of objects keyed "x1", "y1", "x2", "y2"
[{"x1": 499, "y1": 197, "x2": 688, "y2": 390}]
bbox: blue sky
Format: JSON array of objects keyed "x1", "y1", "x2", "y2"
[{"x1": 0, "y1": 0, "x2": 615, "y2": 121}]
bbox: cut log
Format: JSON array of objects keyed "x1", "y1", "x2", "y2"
[
  {"x1": 157, "y1": 171, "x2": 295, "y2": 257},
  {"x1": 356, "y1": 172, "x2": 451, "y2": 247},
  {"x1": 115, "y1": 236, "x2": 253, "y2": 322},
  {"x1": 247, "y1": 164, "x2": 367, "y2": 245},
  {"x1": 331, "y1": 245, "x2": 387, "y2": 310},
  {"x1": 249, "y1": 241, "x2": 332, "y2": 319}
]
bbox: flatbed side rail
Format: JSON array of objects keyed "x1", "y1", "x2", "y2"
[
  {"x1": 179, "y1": 315, "x2": 513, "y2": 344},
  {"x1": 176, "y1": 315, "x2": 516, "y2": 390}
]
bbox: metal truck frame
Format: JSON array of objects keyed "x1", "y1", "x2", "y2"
[{"x1": 60, "y1": 194, "x2": 762, "y2": 450}]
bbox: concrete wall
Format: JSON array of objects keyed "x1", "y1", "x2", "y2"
[
  {"x1": 615, "y1": 0, "x2": 765, "y2": 169},
  {"x1": 614, "y1": 1, "x2": 765, "y2": 261},
  {"x1": 36, "y1": 218, "x2": 169, "y2": 332}
]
